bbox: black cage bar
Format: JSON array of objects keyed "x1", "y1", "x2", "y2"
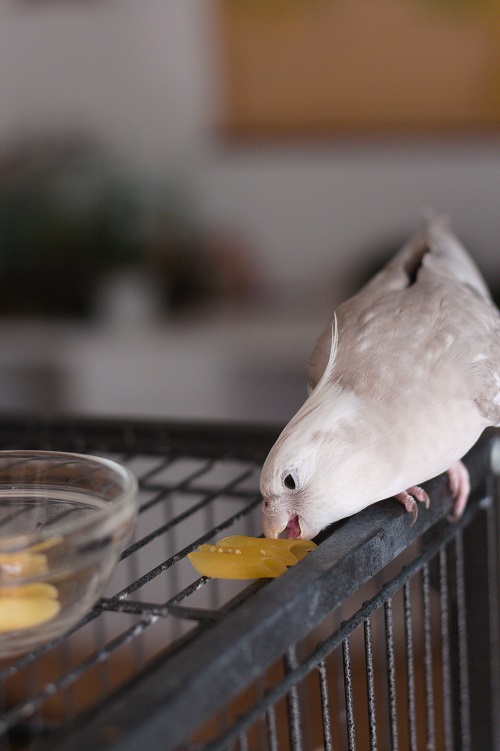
[{"x1": 0, "y1": 416, "x2": 497, "y2": 751}]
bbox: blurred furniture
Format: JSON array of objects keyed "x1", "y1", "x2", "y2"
[{"x1": 0, "y1": 313, "x2": 319, "y2": 422}]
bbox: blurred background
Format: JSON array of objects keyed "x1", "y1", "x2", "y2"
[{"x1": 0, "y1": 0, "x2": 499, "y2": 423}]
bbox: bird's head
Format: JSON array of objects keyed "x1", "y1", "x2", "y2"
[
  {"x1": 259, "y1": 384, "x2": 363, "y2": 540},
  {"x1": 260, "y1": 313, "x2": 372, "y2": 540}
]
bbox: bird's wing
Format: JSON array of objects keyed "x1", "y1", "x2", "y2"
[
  {"x1": 308, "y1": 218, "x2": 500, "y2": 426},
  {"x1": 307, "y1": 219, "x2": 433, "y2": 390}
]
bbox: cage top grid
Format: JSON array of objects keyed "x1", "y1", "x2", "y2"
[{"x1": 0, "y1": 417, "x2": 494, "y2": 751}]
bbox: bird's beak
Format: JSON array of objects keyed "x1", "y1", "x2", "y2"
[
  {"x1": 261, "y1": 505, "x2": 293, "y2": 539},
  {"x1": 294, "y1": 517, "x2": 319, "y2": 541},
  {"x1": 262, "y1": 504, "x2": 316, "y2": 539}
]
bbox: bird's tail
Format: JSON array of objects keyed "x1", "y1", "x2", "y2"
[
  {"x1": 372, "y1": 213, "x2": 492, "y2": 303},
  {"x1": 423, "y1": 214, "x2": 492, "y2": 302}
]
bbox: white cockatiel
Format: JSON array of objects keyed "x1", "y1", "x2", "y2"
[{"x1": 260, "y1": 217, "x2": 500, "y2": 540}]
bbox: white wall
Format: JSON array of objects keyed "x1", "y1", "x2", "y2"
[
  {"x1": 0, "y1": 0, "x2": 215, "y2": 168},
  {"x1": 1, "y1": 0, "x2": 499, "y2": 300}
]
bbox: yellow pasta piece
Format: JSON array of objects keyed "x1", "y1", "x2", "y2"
[
  {"x1": 189, "y1": 535, "x2": 317, "y2": 579},
  {"x1": 289, "y1": 541, "x2": 317, "y2": 561},
  {"x1": 2, "y1": 583, "x2": 58, "y2": 599},
  {"x1": 188, "y1": 550, "x2": 288, "y2": 579},
  {"x1": 198, "y1": 543, "x2": 296, "y2": 566},
  {"x1": 201, "y1": 536, "x2": 316, "y2": 562},
  {"x1": 0, "y1": 582, "x2": 60, "y2": 632},
  {"x1": 26, "y1": 536, "x2": 63, "y2": 554},
  {"x1": 0, "y1": 551, "x2": 48, "y2": 578}
]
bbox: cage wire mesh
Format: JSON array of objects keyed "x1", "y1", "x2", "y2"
[{"x1": 0, "y1": 418, "x2": 497, "y2": 751}]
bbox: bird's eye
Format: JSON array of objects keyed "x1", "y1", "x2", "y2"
[{"x1": 283, "y1": 473, "x2": 296, "y2": 490}]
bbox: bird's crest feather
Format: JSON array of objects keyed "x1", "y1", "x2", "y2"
[{"x1": 313, "y1": 312, "x2": 338, "y2": 393}]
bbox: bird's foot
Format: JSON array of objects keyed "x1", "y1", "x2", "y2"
[
  {"x1": 395, "y1": 486, "x2": 430, "y2": 526},
  {"x1": 447, "y1": 460, "x2": 470, "y2": 521}
]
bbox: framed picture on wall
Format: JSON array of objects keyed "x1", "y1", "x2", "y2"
[{"x1": 216, "y1": 0, "x2": 500, "y2": 137}]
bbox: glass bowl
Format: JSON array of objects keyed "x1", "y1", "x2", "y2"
[{"x1": 0, "y1": 450, "x2": 138, "y2": 657}]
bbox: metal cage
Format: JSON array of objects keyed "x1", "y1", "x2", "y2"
[{"x1": 0, "y1": 416, "x2": 497, "y2": 751}]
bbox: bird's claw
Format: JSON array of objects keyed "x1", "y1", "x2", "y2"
[
  {"x1": 447, "y1": 460, "x2": 470, "y2": 521},
  {"x1": 394, "y1": 461, "x2": 470, "y2": 526},
  {"x1": 395, "y1": 486, "x2": 430, "y2": 526}
]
